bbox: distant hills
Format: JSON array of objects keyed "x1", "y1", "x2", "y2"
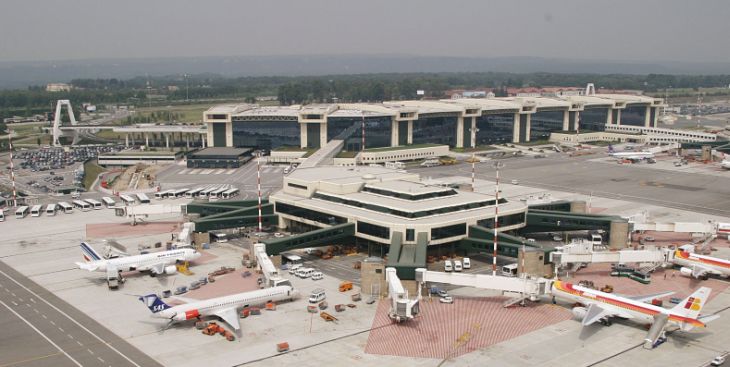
[{"x1": 1, "y1": 54, "x2": 729, "y2": 89}]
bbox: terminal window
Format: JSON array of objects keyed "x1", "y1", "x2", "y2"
[
  {"x1": 357, "y1": 221, "x2": 390, "y2": 239},
  {"x1": 431, "y1": 223, "x2": 466, "y2": 240},
  {"x1": 406, "y1": 229, "x2": 415, "y2": 242}
]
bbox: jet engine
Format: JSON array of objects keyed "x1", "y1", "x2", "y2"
[
  {"x1": 572, "y1": 306, "x2": 587, "y2": 321},
  {"x1": 165, "y1": 265, "x2": 177, "y2": 275},
  {"x1": 679, "y1": 267, "x2": 693, "y2": 277}
]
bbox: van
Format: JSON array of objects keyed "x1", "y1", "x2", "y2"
[
  {"x1": 454, "y1": 260, "x2": 463, "y2": 272},
  {"x1": 288, "y1": 264, "x2": 302, "y2": 274},
  {"x1": 309, "y1": 288, "x2": 326, "y2": 303},
  {"x1": 311, "y1": 271, "x2": 323, "y2": 280},
  {"x1": 296, "y1": 267, "x2": 313, "y2": 278},
  {"x1": 444, "y1": 260, "x2": 453, "y2": 272},
  {"x1": 462, "y1": 257, "x2": 471, "y2": 269}
]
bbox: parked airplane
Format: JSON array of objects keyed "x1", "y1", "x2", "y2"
[
  {"x1": 669, "y1": 248, "x2": 730, "y2": 279},
  {"x1": 609, "y1": 151, "x2": 655, "y2": 161},
  {"x1": 721, "y1": 159, "x2": 730, "y2": 170},
  {"x1": 139, "y1": 285, "x2": 298, "y2": 330},
  {"x1": 551, "y1": 281, "x2": 717, "y2": 347},
  {"x1": 76, "y1": 242, "x2": 201, "y2": 278}
]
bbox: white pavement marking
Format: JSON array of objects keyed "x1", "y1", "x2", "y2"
[
  {"x1": 225, "y1": 169, "x2": 236, "y2": 174},
  {"x1": 11, "y1": 301, "x2": 18, "y2": 306},
  {"x1": 88, "y1": 349, "x2": 95, "y2": 355},
  {"x1": 179, "y1": 169, "x2": 190, "y2": 174},
  {"x1": 42, "y1": 314, "x2": 47, "y2": 319},
  {"x1": 11, "y1": 292, "x2": 16, "y2": 296},
  {"x1": 67, "y1": 334, "x2": 74, "y2": 339},
  {"x1": 0, "y1": 299, "x2": 83, "y2": 367},
  {"x1": 50, "y1": 320, "x2": 55, "y2": 325},
  {"x1": 0, "y1": 269, "x2": 143, "y2": 367},
  {"x1": 58, "y1": 327, "x2": 64, "y2": 332},
  {"x1": 77, "y1": 340, "x2": 83, "y2": 347},
  {"x1": 30, "y1": 297, "x2": 36, "y2": 303},
  {"x1": 98, "y1": 357, "x2": 105, "y2": 363}
]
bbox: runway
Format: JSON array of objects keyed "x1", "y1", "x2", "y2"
[{"x1": 0, "y1": 260, "x2": 162, "y2": 367}]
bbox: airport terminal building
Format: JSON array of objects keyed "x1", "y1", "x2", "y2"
[
  {"x1": 269, "y1": 166, "x2": 528, "y2": 247},
  {"x1": 203, "y1": 94, "x2": 665, "y2": 151}
]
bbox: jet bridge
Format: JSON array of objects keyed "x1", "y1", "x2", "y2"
[
  {"x1": 253, "y1": 243, "x2": 289, "y2": 288},
  {"x1": 385, "y1": 268, "x2": 420, "y2": 322},
  {"x1": 549, "y1": 241, "x2": 665, "y2": 268},
  {"x1": 415, "y1": 268, "x2": 551, "y2": 306}
]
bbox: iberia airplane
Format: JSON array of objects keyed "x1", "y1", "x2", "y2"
[
  {"x1": 670, "y1": 249, "x2": 730, "y2": 279},
  {"x1": 551, "y1": 281, "x2": 718, "y2": 346}
]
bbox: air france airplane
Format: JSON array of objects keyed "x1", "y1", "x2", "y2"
[
  {"x1": 76, "y1": 242, "x2": 201, "y2": 278},
  {"x1": 551, "y1": 281, "x2": 718, "y2": 346},
  {"x1": 139, "y1": 285, "x2": 298, "y2": 330}
]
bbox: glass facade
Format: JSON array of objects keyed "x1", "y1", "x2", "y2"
[
  {"x1": 357, "y1": 221, "x2": 390, "y2": 239},
  {"x1": 406, "y1": 228, "x2": 415, "y2": 242},
  {"x1": 212, "y1": 123, "x2": 226, "y2": 147},
  {"x1": 620, "y1": 105, "x2": 647, "y2": 126},
  {"x1": 327, "y1": 117, "x2": 391, "y2": 151},
  {"x1": 530, "y1": 111, "x2": 564, "y2": 141},
  {"x1": 275, "y1": 202, "x2": 346, "y2": 226},
  {"x1": 231, "y1": 120, "x2": 300, "y2": 149},
  {"x1": 398, "y1": 122, "x2": 408, "y2": 146},
  {"x1": 362, "y1": 186, "x2": 457, "y2": 201},
  {"x1": 307, "y1": 123, "x2": 321, "y2": 149},
  {"x1": 431, "y1": 223, "x2": 467, "y2": 240},
  {"x1": 580, "y1": 108, "x2": 608, "y2": 132},
  {"x1": 475, "y1": 114, "x2": 514, "y2": 145},
  {"x1": 477, "y1": 212, "x2": 526, "y2": 228},
  {"x1": 412, "y1": 116, "x2": 457, "y2": 147}
]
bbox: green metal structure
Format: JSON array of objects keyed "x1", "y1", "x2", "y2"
[
  {"x1": 261, "y1": 223, "x2": 355, "y2": 255},
  {"x1": 522, "y1": 209, "x2": 624, "y2": 234},
  {"x1": 387, "y1": 232, "x2": 428, "y2": 280}
]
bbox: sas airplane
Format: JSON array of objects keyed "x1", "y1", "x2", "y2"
[
  {"x1": 668, "y1": 248, "x2": 730, "y2": 279},
  {"x1": 551, "y1": 281, "x2": 718, "y2": 347},
  {"x1": 139, "y1": 285, "x2": 298, "y2": 330},
  {"x1": 76, "y1": 242, "x2": 201, "y2": 278}
]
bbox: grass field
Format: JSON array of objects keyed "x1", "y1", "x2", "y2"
[{"x1": 83, "y1": 160, "x2": 105, "y2": 191}]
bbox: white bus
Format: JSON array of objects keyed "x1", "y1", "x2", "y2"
[
  {"x1": 30, "y1": 205, "x2": 43, "y2": 217},
  {"x1": 84, "y1": 199, "x2": 103, "y2": 210},
  {"x1": 209, "y1": 187, "x2": 228, "y2": 199},
  {"x1": 185, "y1": 187, "x2": 204, "y2": 198},
  {"x1": 136, "y1": 193, "x2": 151, "y2": 204},
  {"x1": 198, "y1": 187, "x2": 218, "y2": 198},
  {"x1": 45, "y1": 203, "x2": 58, "y2": 216},
  {"x1": 15, "y1": 206, "x2": 29, "y2": 219},
  {"x1": 0, "y1": 209, "x2": 4, "y2": 222},
  {"x1": 119, "y1": 194, "x2": 136, "y2": 205},
  {"x1": 221, "y1": 188, "x2": 239, "y2": 199},
  {"x1": 172, "y1": 188, "x2": 189, "y2": 198},
  {"x1": 101, "y1": 197, "x2": 116, "y2": 208},
  {"x1": 154, "y1": 190, "x2": 172, "y2": 200},
  {"x1": 58, "y1": 202, "x2": 73, "y2": 214},
  {"x1": 73, "y1": 200, "x2": 92, "y2": 211}
]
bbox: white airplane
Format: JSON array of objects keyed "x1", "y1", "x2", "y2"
[
  {"x1": 139, "y1": 285, "x2": 298, "y2": 330},
  {"x1": 609, "y1": 151, "x2": 655, "y2": 161},
  {"x1": 551, "y1": 280, "x2": 718, "y2": 346},
  {"x1": 669, "y1": 248, "x2": 730, "y2": 279},
  {"x1": 76, "y1": 242, "x2": 201, "y2": 278},
  {"x1": 721, "y1": 159, "x2": 730, "y2": 170}
]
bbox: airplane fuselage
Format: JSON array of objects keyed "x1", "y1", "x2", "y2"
[
  {"x1": 85, "y1": 249, "x2": 198, "y2": 273},
  {"x1": 551, "y1": 281, "x2": 703, "y2": 328},
  {"x1": 671, "y1": 250, "x2": 730, "y2": 277},
  {"x1": 155, "y1": 286, "x2": 297, "y2": 322}
]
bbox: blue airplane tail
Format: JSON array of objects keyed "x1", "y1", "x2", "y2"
[
  {"x1": 138, "y1": 294, "x2": 171, "y2": 313},
  {"x1": 80, "y1": 242, "x2": 102, "y2": 262}
]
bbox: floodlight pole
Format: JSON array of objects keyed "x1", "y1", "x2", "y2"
[
  {"x1": 257, "y1": 151, "x2": 263, "y2": 232},
  {"x1": 8, "y1": 128, "x2": 17, "y2": 207},
  {"x1": 492, "y1": 161, "x2": 504, "y2": 276},
  {"x1": 470, "y1": 126, "x2": 479, "y2": 190},
  {"x1": 360, "y1": 115, "x2": 365, "y2": 165}
]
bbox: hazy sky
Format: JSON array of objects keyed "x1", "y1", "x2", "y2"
[{"x1": 1, "y1": 0, "x2": 729, "y2": 63}]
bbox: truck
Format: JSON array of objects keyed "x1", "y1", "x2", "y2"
[{"x1": 106, "y1": 272, "x2": 124, "y2": 290}]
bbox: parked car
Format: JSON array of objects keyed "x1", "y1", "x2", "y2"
[
  {"x1": 711, "y1": 355, "x2": 726, "y2": 366},
  {"x1": 439, "y1": 296, "x2": 454, "y2": 304}
]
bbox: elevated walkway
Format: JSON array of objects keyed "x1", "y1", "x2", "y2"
[
  {"x1": 190, "y1": 200, "x2": 277, "y2": 232},
  {"x1": 261, "y1": 223, "x2": 355, "y2": 255},
  {"x1": 187, "y1": 199, "x2": 269, "y2": 217},
  {"x1": 299, "y1": 139, "x2": 345, "y2": 168},
  {"x1": 550, "y1": 241, "x2": 665, "y2": 267}
]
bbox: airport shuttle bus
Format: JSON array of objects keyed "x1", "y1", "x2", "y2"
[
  {"x1": 172, "y1": 188, "x2": 189, "y2": 198},
  {"x1": 101, "y1": 197, "x2": 116, "y2": 208},
  {"x1": 136, "y1": 193, "x2": 151, "y2": 204},
  {"x1": 45, "y1": 203, "x2": 57, "y2": 216},
  {"x1": 15, "y1": 206, "x2": 29, "y2": 219},
  {"x1": 30, "y1": 205, "x2": 43, "y2": 217},
  {"x1": 222, "y1": 188, "x2": 239, "y2": 199},
  {"x1": 119, "y1": 194, "x2": 136, "y2": 205},
  {"x1": 0, "y1": 209, "x2": 4, "y2": 222},
  {"x1": 198, "y1": 187, "x2": 217, "y2": 198},
  {"x1": 84, "y1": 199, "x2": 103, "y2": 210},
  {"x1": 185, "y1": 187, "x2": 204, "y2": 198},
  {"x1": 73, "y1": 200, "x2": 92, "y2": 211},
  {"x1": 209, "y1": 187, "x2": 228, "y2": 199},
  {"x1": 154, "y1": 190, "x2": 171, "y2": 200},
  {"x1": 58, "y1": 202, "x2": 73, "y2": 214}
]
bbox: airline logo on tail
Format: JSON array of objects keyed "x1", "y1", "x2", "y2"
[
  {"x1": 139, "y1": 294, "x2": 171, "y2": 313},
  {"x1": 80, "y1": 242, "x2": 102, "y2": 262},
  {"x1": 685, "y1": 297, "x2": 702, "y2": 311}
]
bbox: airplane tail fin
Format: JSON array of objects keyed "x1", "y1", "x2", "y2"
[
  {"x1": 80, "y1": 242, "x2": 103, "y2": 262},
  {"x1": 670, "y1": 287, "x2": 712, "y2": 331},
  {"x1": 138, "y1": 294, "x2": 171, "y2": 313}
]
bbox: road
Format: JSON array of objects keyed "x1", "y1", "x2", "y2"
[
  {"x1": 0, "y1": 260, "x2": 162, "y2": 367},
  {"x1": 409, "y1": 152, "x2": 730, "y2": 217}
]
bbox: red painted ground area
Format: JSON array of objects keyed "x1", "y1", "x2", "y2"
[
  {"x1": 365, "y1": 297, "x2": 571, "y2": 359},
  {"x1": 570, "y1": 263, "x2": 729, "y2": 302},
  {"x1": 86, "y1": 221, "x2": 181, "y2": 239}
]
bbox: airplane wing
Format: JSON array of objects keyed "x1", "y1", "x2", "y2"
[
  {"x1": 691, "y1": 264, "x2": 718, "y2": 278},
  {"x1": 214, "y1": 308, "x2": 241, "y2": 330},
  {"x1": 582, "y1": 304, "x2": 612, "y2": 326},
  {"x1": 147, "y1": 262, "x2": 166, "y2": 275},
  {"x1": 618, "y1": 291, "x2": 675, "y2": 303}
]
